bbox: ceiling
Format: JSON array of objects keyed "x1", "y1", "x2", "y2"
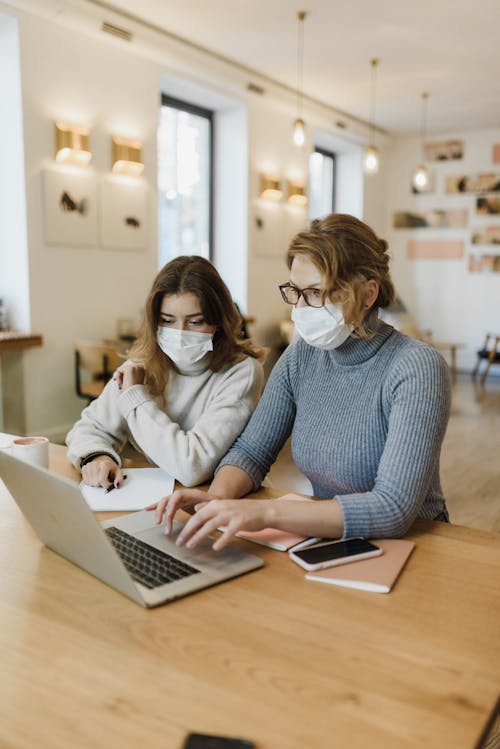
[{"x1": 89, "y1": 0, "x2": 500, "y2": 137}]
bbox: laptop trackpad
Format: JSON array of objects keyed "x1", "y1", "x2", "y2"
[{"x1": 111, "y1": 510, "x2": 241, "y2": 572}]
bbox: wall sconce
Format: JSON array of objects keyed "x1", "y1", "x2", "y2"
[
  {"x1": 54, "y1": 122, "x2": 92, "y2": 167},
  {"x1": 259, "y1": 174, "x2": 282, "y2": 202},
  {"x1": 287, "y1": 181, "x2": 307, "y2": 206},
  {"x1": 111, "y1": 136, "x2": 144, "y2": 176}
]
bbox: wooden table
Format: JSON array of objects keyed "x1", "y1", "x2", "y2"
[
  {"x1": 0, "y1": 444, "x2": 499, "y2": 749},
  {"x1": 0, "y1": 331, "x2": 43, "y2": 432}
]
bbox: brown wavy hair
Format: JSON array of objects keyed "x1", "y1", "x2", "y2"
[
  {"x1": 287, "y1": 213, "x2": 395, "y2": 337},
  {"x1": 130, "y1": 256, "x2": 265, "y2": 397}
]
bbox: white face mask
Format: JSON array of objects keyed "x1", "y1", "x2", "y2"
[
  {"x1": 156, "y1": 327, "x2": 214, "y2": 369},
  {"x1": 291, "y1": 302, "x2": 353, "y2": 350}
]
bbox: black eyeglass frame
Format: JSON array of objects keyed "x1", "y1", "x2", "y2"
[{"x1": 278, "y1": 283, "x2": 325, "y2": 308}]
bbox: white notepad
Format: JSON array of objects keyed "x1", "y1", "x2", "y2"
[{"x1": 80, "y1": 467, "x2": 175, "y2": 511}]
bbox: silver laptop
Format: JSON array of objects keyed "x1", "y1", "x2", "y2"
[{"x1": 0, "y1": 452, "x2": 263, "y2": 607}]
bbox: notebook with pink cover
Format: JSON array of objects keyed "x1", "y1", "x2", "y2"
[
  {"x1": 233, "y1": 493, "x2": 321, "y2": 551},
  {"x1": 305, "y1": 539, "x2": 415, "y2": 593}
]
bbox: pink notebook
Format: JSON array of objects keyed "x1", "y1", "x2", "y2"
[
  {"x1": 305, "y1": 539, "x2": 415, "y2": 593},
  {"x1": 234, "y1": 493, "x2": 321, "y2": 551}
]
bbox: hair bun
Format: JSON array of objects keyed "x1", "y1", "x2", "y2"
[{"x1": 378, "y1": 238, "x2": 389, "y2": 254}]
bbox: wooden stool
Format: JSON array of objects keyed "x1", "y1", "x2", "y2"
[{"x1": 472, "y1": 333, "x2": 500, "y2": 386}]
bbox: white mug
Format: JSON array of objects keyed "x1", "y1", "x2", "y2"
[{"x1": 11, "y1": 436, "x2": 49, "y2": 469}]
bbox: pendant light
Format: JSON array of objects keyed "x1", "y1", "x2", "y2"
[
  {"x1": 412, "y1": 92, "x2": 430, "y2": 192},
  {"x1": 292, "y1": 11, "x2": 307, "y2": 148},
  {"x1": 363, "y1": 58, "x2": 380, "y2": 175}
]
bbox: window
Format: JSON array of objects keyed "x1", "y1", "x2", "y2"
[
  {"x1": 309, "y1": 147, "x2": 336, "y2": 220},
  {"x1": 158, "y1": 95, "x2": 213, "y2": 266}
]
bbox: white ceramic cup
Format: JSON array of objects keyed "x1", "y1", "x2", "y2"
[{"x1": 11, "y1": 436, "x2": 49, "y2": 469}]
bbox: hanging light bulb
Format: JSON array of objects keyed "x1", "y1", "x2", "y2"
[
  {"x1": 413, "y1": 165, "x2": 429, "y2": 191},
  {"x1": 292, "y1": 117, "x2": 306, "y2": 148},
  {"x1": 412, "y1": 92, "x2": 430, "y2": 192},
  {"x1": 291, "y1": 11, "x2": 307, "y2": 148},
  {"x1": 363, "y1": 58, "x2": 380, "y2": 175},
  {"x1": 364, "y1": 145, "x2": 380, "y2": 175}
]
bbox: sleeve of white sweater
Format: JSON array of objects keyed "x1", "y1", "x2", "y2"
[
  {"x1": 66, "y1": 378, "x2": 129, "y2": 470},
  {"x1": 67, "y1": 357, "x2": 264, "y2": 487}
]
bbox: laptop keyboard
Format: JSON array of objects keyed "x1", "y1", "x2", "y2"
[{"x1": 105, "y1": 526, "x2": 201, "y2": 589}]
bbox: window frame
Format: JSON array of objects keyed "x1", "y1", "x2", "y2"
[
  {"x1": 312, "y1": 146, "x2": 336, "y2": 214},
  {"x1": 160, "y1": 93, "x2": 215, "y2": 260}
]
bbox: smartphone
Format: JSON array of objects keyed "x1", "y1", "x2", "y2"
[
  {"x1": 288, "y1": 537, "x2": 382, "y2": 571},
  {"x1": 182, "y1": 734, "x2": 255, "y2": 749}
]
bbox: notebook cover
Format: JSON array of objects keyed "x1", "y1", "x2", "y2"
[
  {"x1": 234, "y1": 493, "x2": 319, "y2": 551},
  {"x1": 305, "y1": 539, "x2": 415, "y2": 593}
]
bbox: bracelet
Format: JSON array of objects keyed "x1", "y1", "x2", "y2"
[{"x1": 80, "y1": 452, "x2": 118, "y2": 469}]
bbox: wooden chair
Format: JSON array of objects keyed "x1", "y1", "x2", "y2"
[
  {"x1": 472, "y1": 333, "x2": 500, "y2": 386},
  {"x1": 74, "y1": 340, "x2": 124, "y2": 404}
]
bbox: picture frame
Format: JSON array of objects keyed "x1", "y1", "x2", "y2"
[
  {"x1": 424, "y1": 139, "x2": 464, "y2": 162},
  {"x1": 393, "y1": 209, "x2": 468, "y2": 229},
  {"x1": 99, "y1": 177, "x2": 148, "y2": 251},
  {"x1": 445, "y1": 173, "x2": 500, "y2": 194},
  {"x1": 43, "y1": 168, "x2": 97, "y2": 247}
]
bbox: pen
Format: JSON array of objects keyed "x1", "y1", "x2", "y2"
[{"x1": 104, "y1": 474, "x2": 128, "y2": 494}]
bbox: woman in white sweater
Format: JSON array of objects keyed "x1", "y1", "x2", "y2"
[{"x1": 66, "y1": 256, "x2": 265, "y2": 489}]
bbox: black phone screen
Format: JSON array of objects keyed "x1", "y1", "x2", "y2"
[
  {"x1": 294, "y1": 538, "x2": 379, "y2": 565},
  {"x1": 183, "y1": 734, "x2": 255, "y2": 749}
]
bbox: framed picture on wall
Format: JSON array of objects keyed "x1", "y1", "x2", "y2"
[
  {"x1": 468, "y1": 254, "x2": 500, "y2": 273},
  {"x1": 407, "y1": 240, "x2": 464, "y2": 260},
  {"x1": 424, "y1": 139, "x2": 464, "y2": 161},
  {"x1": 252, "y1": 204, "x2": 308, "y2": 258},
  {"x1": 43, "y1": 168, "x2": 97, "y2": 247},
  {"x1": 393, "y1": 208, "x2": 468, "y2": 229},
  {"x1": 476, "y1": 194, "x2": 500, "y2": 214},
  {"x1": 445, "y1": 173, "x2": 500, "y2": 193},
  {"x1": 99, "y1": 177, "x2": 148, "y2": 251},
  {"x1": 471, "y1": 226, "x2": 500, "y2": 245}
]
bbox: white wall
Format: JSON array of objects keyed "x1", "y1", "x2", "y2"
[
  {"x1": 386, "y1": 130, "x2": 500, "y2": 371},
  {"x1": 0, "y1": 13, "x2": 30, "y2": 331},
  {"x1": 0, "y1": 0, "x2": 385, "y2": 437}
]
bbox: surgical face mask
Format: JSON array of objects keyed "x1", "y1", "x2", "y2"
[
  {"x1": 156, "y1": 327, "x2": 214, "y2": 369},
  {"x1": 291, "y1": 302, "x2": 353, "y2": 350}
]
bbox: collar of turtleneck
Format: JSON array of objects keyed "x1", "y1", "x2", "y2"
[
  {"x1": 327, "y1": 318, "x2": 394, "y2": 367},
  {"x1": 174, "y1": 352, "x2": 212, "y2": 377}
]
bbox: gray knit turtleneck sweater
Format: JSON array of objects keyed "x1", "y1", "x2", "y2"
[{"x1": 218, "y1": 322, "x2": 451, "y2": 538}]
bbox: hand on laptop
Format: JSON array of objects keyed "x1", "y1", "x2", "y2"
[
  {"x1": 152, "y1": 489, "x2": 275, "y2": 551},
  {"x1": 151, "y1": 489, "x2": 215, "y2": 535},
  {"x1": 82, "y1": 455, "x2": 124, "y2": 490},
  {"x1": 176, "y1": 498, "x2": 274, "y2": 551}
]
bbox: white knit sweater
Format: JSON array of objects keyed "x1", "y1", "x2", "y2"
[{"x1": 67, "y1": 356, "x2": 264, "y2": 486}]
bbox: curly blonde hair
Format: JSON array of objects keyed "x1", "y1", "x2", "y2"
[
  {"x1": 287, "y1": 213, "x2": 395, "y2": 337},
  {"x1": 130, "y1": 256, "x2": 265, "y2": 397}
]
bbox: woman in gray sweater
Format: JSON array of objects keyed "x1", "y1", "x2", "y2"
[
  {"x1": 67, "y1": 256, "x2": 264, "y2": 489},
  {"x1": 154, "y1": 214, "x2": 451, "y2": 549}
]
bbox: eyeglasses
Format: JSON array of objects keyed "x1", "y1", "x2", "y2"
[{"x1": 279, "y1": 283, "x2": 324, "y2": 308}]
